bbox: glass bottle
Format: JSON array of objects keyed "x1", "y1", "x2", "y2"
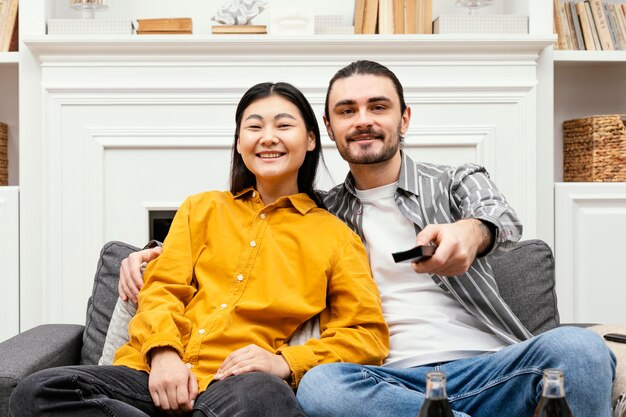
[
  {"x1": 533, "y1": 369, "x2": 574, "y2": 417},
  {"x1": 417, "y1": 371, "x2": 454, "y2": 417}
]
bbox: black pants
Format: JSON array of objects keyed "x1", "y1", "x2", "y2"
[{"x1": 9, "y1": 365, "x2": 307, "y2": 417}]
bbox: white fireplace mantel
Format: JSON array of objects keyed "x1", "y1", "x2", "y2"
[{"x1": 19, "y1": 35, "x2": 554, "y2": 329}]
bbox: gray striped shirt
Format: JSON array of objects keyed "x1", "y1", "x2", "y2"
[{"x1": 317, "y1": 152, "x2": 533, "y2": 345}]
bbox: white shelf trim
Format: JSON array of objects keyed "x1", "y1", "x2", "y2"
[
  {"x1": 554, "y1": 50, "x2": 626, "y2": 63},
  {"x1": 24, "y1": 35, "x2": 555, "y2": 59}
]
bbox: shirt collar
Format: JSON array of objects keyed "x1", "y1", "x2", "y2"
[
  {"x1": 342, "y1": 150, "x2": 419, "y2": 198},
  {"x1": 233, "y1": 187, "x2": 317, "y2": 215}
]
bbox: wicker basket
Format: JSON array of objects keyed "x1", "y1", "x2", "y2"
[
  {"x1": 563, "y1": 115, "x2": 626, "y2": 182},
  {"x1": 0, "y1": 122, "x2": 7, "y2": 186}
]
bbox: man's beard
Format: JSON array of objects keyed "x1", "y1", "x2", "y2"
[{"x1": 334, "y1": 125, "x2": 402, "y2": 165}]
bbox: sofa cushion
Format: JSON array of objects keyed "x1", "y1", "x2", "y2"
[
  {"x1": 587, "y1": 324, "x2": 626, "y2": 409},
  {"x1": 80, "y1": 241, "x2": 140, "y2": 365},
  {"x1": 489, "y1": 239, "x2": 559, "y2": 335}
]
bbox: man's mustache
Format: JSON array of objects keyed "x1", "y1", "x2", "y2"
[{"x1": 346, "y1": 128, "x2": 385, "y2": 141}]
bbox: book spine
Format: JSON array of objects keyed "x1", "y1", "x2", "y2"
[
  {"x1": 405, "y1": 0, "x2": 417, "y2": 33},
  {"x1": 557, "y1": 1, "x2": 574, "y2": 49},
  {"x1": 609, "y1": 4, "x2": 626, "y2": 50},
  {"x1": 613, "y1": 4, "x2": 626, "y2": 49},
  {"x1": 553, "y1": 0, "x2": 566, "y2": 49},
  {"x1": 603, "y1": 2, "x2": 620, "y2": 50},
  {"x1": 354, "y1": 0, "x2": 366, "y2": 34},
  {"x1": 585, "y1": 1, "x2": 602, "y2": 50},
  {"x1": 569, "y1": 2, "x2": 585, "y2": 50},
  {"x1": 422, "y1": 0, "x2": 432, "y2": 34},
  {"x1": 564, "y1": 2, "x2": 580, "y2": 49},
  {"x1": 378, "y1": 0, "x2": 394, "y2": 34},
  {"x1": 588, "y1": 0, "x2": 614, "y2": 50},
  {"x1": 0, "y1": 0, "x2": 18, "y2": 52},
  {"x1": 363, "y1": 0, "x2": 379, "y2": 34},
  {"x1": 393, "y1": 0, "x2": 404, "y2": 34},
  {"x1": 576, "y1": 1, "x2": 596, "y2": 50}
]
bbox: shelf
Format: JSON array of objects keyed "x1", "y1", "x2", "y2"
[
  {"x1": 26, "y1": 34, "x2": 555, "y2": 58},
  {"x1": 0, "y1": 52, "x2": 19, "y2": 65},
  {"x1": 554, "y1": 50, "x2": 626, "y2": 65}
]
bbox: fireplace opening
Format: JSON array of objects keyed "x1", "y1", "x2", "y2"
[{"x1": 149, "y1": 210, "x2": 177, "y2": 243}]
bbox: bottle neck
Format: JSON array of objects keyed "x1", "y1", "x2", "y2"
[
  {"x1": 541, "y1": 369, "x2": 566, "y2": 398},
  {"x1": 425, "y1": 371, "x2": 448, "y2": 400}
]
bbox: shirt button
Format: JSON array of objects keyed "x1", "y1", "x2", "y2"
[
  {"x1": 198, "y1": 329, "x2": 205, "y2": 334},
  {"x1": 237, "y1": 274, "x2": 244, "y2": 282},
  {"x1": 221, "y1": 303, "x2": 227, "y2": 309},
  {"x1": 250, "y1": 240, "x2": 256, "y2": 247},
  {"x1": 260, "y1": 213, "x2": 266, "y2": 219},
  {"x1": 186, "y1": 363, "x2": 192, "y2": 369}
]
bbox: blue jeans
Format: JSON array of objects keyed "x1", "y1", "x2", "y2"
[
  {"x1": 297, "y1": 327, "x2": 616, "y2": 417},
  {"x1": 9, "y1": 365, "x2": 306, "y2": 417}
]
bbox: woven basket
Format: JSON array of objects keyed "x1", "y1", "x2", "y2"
[
  {"x1": 0, "y1": 122, "x2": 7, "y2": 186},
  {"x1": 563, "y1": 115, "x2": 626, "y2": 182}
]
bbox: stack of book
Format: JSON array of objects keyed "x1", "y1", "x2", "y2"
[
  {"x1": 354, "y1": 0, "x2": 432, "y2": 34},
  {"x1": 553, "y1": 0, "x2": 626, "y2": 50},
  {"x1": 211, "y1": 25, "x2": 267, "y2": 34},
  {"x1": 0, "y1": 0, "x2": 18, "y2": 52},
  {"x1": 136, "y1": 18, "x2": 192, "y2": 35}
]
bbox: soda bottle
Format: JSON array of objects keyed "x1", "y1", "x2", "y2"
[
  {"x1": 417, "y1": 371, "x2": 454, "y2": 417},
  {"x1": 533, "y1": 369, "x2": 573, "y2": 417}
]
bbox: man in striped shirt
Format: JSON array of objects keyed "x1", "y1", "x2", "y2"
[{"x1": 120, "y1": 61, "x2": 616, "y2": 416}]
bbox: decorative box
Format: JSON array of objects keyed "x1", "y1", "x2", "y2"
[
  {"x1": 433, "y1": 15, "x2": 528, "y2": 34},
  {"x1": 47, "y1": 19, "x2": 133, "y2": 35}
]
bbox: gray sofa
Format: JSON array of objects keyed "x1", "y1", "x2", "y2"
[{"x1": 0, "y1": 239, "x2": 560, "y2": 417}]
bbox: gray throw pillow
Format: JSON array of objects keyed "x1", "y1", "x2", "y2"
[
  {"x1": 80, "y1": 241, "x2": 140, "y2": 365},
  {"x1": 489, "y1": 239, "x2": 559, "y2": 335}
]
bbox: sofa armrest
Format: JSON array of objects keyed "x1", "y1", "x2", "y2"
[{"x1": 0, "y1": 324, "x2": 84, "y2": 416}]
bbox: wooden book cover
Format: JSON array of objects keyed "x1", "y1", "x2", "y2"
[
  {"x1": 585, "y1": 1, "x2": 602, "y2": 50},
  {"x1": 422, "y1": 0, "x2": 432, "y2": 34},
  {"x1": 576, "y1": 1, "x2": 596, "y2": 50},
  {"x1": 136, "y1": 18, "x2": 193, "y2": 33},
  {"x1": 354, "y1": 0, "x2": 366, "y2": 34},
  {"x1": 211, "y1": 25, "x2": 266, "y2": 34},
  {"x1": 588, "y1": 0, "x2": 614, "y2": 50},
  {"x1": 564, "y1": 2, "x2": 579, "y2": 49},
  {"x1": 405, "y1": 0, "x2": 417, "y2": 33},
  {"x1": 378, "y1": 0, "x2": 394, "y2": 34},
  {"x1": 363, "y1": 0, "x2": 379, "y2": 34},
  {"x1": 393, "y1": 0, "x2": 404, "y2": 34},
  {"x1": 0, "y1": 0, "x2": 18, "y2": 52}
]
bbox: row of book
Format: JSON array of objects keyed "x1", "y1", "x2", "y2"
[
  {"x1": 554, "y1": 0, "x2": 626, "y2": 50},
  {"x1": 0, "y1": 0, "x2": 18, "y2": 52},
  {"x1": 354, "y1": 0, "x2": 433, "y2": 35}
]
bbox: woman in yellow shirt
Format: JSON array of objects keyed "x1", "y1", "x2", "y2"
[{"x1": 9, "y1": 82, "x2": 389, "y2": 417}]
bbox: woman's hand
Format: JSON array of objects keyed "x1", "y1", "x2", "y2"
[
  {"x1": 215, "y1": 344, "x2": 291, "y2": 381},
  {"x1": 148, "y1": 347, "x2": 198, "y2": 414}
]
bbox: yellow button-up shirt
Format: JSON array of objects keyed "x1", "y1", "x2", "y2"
[{"x1": 114, "y1": 188, "x2": 388, "y2": 391}]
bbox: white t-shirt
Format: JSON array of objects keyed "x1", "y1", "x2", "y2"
[{"x1": 355, "y1": 182, "x2": 506, "y2": 368}]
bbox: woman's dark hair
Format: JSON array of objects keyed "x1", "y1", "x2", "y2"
[
  {"x1": 230, "y1": 82, "x2": 322, "y2": 204},
  {"x1": 324, "y1": 60, "x2": 407, "y2": 123}
]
